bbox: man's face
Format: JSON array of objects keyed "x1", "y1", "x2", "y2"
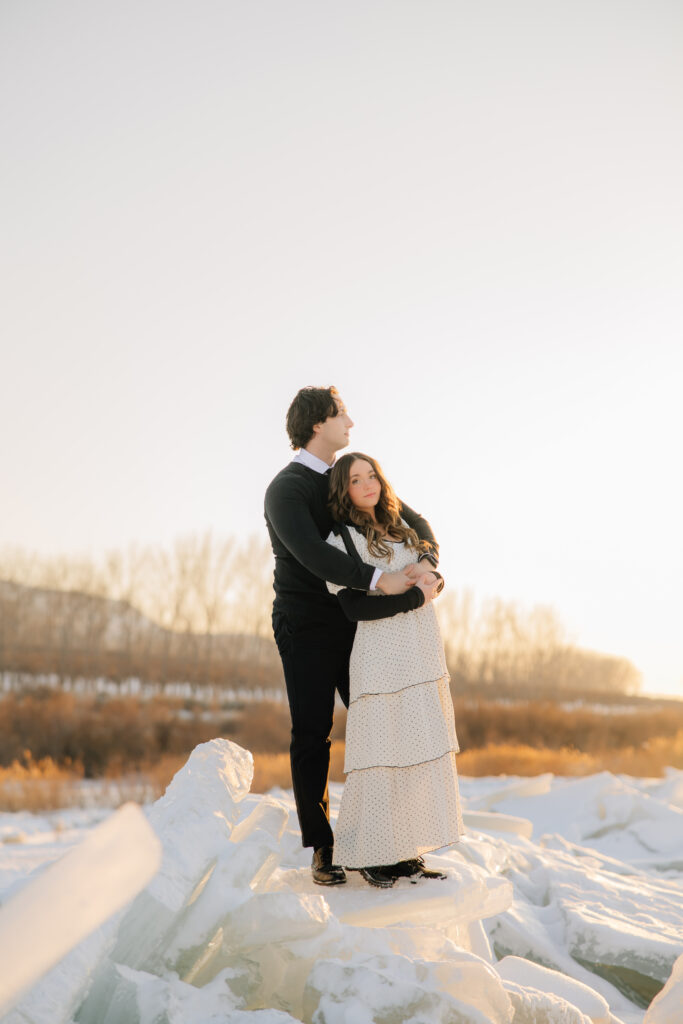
[{"x1": 315, "y1": 398, "x2": 354, "y2": 452}]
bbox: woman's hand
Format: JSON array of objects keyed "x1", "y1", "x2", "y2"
[
  {"x1": 405, "y1": 560, "x2": 437, "y2": 581},
  {"x1": 376, "y1": 570, "x2": 416, "y2": 595},
  {"x1": 416, "y1": 573, "x2": 440, "y2": 604}
]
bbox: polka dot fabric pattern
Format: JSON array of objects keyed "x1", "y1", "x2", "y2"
[
  {"x1": 334, "y1": 752, "x2": 464, "y2": 869},
  {"x1": 327, "y1": 532, "x2": 448, "y2": 696},
  {"x1": 344, "y1": 677, "x2": 459, "y2": 772},
  {"x1": 326, "y1": 528, "x2": 463, "y2": 869}
]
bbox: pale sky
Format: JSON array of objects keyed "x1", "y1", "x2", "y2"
[{"x1": 2, "y1": 1, "x2": 682, "y2": 696}]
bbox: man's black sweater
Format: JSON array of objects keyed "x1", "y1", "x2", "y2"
[{"x1": 264, "y1": 461, "x2": 438, "y2": 623}]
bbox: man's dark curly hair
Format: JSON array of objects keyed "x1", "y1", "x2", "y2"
[{"x1": 286, "y1": 386, "x2": 340, "y2": 450}]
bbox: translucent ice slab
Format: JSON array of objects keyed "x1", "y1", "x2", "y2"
[{"x1": 0, "y1": 804, "x2": 160, "y2": 1021}]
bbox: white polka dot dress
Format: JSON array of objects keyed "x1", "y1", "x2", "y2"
[{"x1": 327, "y1": 528, "x2": 463, "y2": 868}]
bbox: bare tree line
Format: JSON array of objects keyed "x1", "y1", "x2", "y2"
[
  {"x1": 438, "y1": 590, "x2": 641, "y2": 696},
  {"x1": 0, "y1": 533, "x2": 641, "y2": 697},
  {"x1": 0, "y1": 533, "x2": 279, "y2": 692},
  {"x1": 0, "y1": 533, "x2": 274, "y2": 635}
]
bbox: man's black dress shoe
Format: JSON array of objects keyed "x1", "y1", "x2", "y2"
[{"x1": 312, "y1": 846, "x2": 347, "y2": 885}]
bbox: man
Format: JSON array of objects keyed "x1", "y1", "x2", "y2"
[{"x1": 264, "y1": 386, "x2": 440, "y2": 885}]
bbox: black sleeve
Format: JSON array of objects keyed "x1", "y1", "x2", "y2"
[
  {"x1": 265, "y1": 474, "x2": 375, "y2": 590},
  {"x1": 336, "y1": 586, "x2": 425, "y2": 622},
  {"x1": 399, "y1": 500, "x2": 439, "y2": 566}
]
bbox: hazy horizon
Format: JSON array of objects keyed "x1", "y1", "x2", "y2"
[{"x1": 2, "y1": 0, "x2": 682, "y2": 697}]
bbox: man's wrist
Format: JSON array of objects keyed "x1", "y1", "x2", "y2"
[{"x1": 370, "y1": 568, "x2": 383, "y2": 591}]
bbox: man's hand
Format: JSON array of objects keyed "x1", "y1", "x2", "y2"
[
  {"x1": 405, "y1": 559, "x2": 437, "y2": 581},
  {"x1": 375, "y1": 571, "x2": 416, "y2": 595},
  {"x1": 416, "y1": 573, "x2": 441, "y2": 604}
]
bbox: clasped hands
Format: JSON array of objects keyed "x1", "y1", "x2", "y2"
[{"x1": 376, "y1": 560, "x2": 443, "y2": 603}]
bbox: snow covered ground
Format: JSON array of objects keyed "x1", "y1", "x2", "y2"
[{"x1": 0, "y1": 740, "x2": 681, "y2": 1024}]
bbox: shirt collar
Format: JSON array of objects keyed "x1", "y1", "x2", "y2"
[{"x1": 292, "y1": 448, "x2": 335, "y2": 475}]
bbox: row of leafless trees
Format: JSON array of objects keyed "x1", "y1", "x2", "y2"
[
  {"x1": 0, "y1": 534, "x2": 280, "y2": 690},
  {"x1": 437, "y1": 590, "x2": 641, "y2": 696},
  {"x1": 0, "y1": 533, "x2": 274, "y2": 636},
  {"x1": 0, "y1": 533, "x2": 641, "y2": 696}
]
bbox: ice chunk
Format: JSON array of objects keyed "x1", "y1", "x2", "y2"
[
  {"x1": 484, "y1": 831, "x2": 683, "y2": 1012},
  {"x1": 485, "y1": 772, "x2": 683, "y2": 871},
  {"x1": 79, "y1": 889, "x2": 331, "y2": 1020},
  {"x1": 301, "y1": 860, "x2": 513, "y2": 930},
  {"x1": 558, "y1": 866, "x2": 682, "y2": 1006},
  {"x1": 108, "y1": 739, "x2": 254, "y2": 972},
  {"x1": 496, "y1": 956, "x2": 611, "y2": 1023},
  {"x1": 655, "y1": 767, "x2": 683, "y2": 811},
  {"x1": 0, "y1": 803, "x2": 160, "y2": 1018},
  {"x1": 153, "y1": 855, "x2": 258, "y2": 982},
  {"x1": 644, "y1": 952, "x2": 683, "y2": 1024},
  {"x1": 303, "y1": 952, "x2": 513, "y2": 1024},
  {"x1": 223, "y1": 890, "x2": 331, "y2": 947},
  {"x1": 458, "y1": 832, "x2": 515, "y2": 876},
  {"x1": 77, "y1": 774, "x2": 325, "y2": 1019},
  {"x1": 145, "y1": 739, "x2": 254, "y2": 911},
  {"x1": 75, "y1": 961, "x2": 300, "y2": 1024},
  {"x1": 229, "y1": 795, "x2": 289, "y2": 845},
  {"x1": 464, "y1": 810, "x2": 534, "y2": 839},
  {"x1": 74, "y1": 741, "x2": 259, "y2": 1020},
  {"x1": 186, "y1": 893, "x2": 334, "y2": 1017},
  {"x1": 2, "y1": 923, "x2": 118, "y2": 1024},
  {"x1": 469, "y1": 918, "x2": 496, "y2": 962},
  {"x1": 255, "y1": 916, "x2": 503, "y2": 1018},
  {"x1": 464, "y1": 775, "x2": 554, "y2": 810},
  {"x1": 502, "y1": 980, "x2": 593, "y2": 1024},
  {"x1": 539, "y1": 835, "x2": 644, "y2": 878}
]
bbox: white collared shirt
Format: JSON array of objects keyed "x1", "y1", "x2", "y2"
[
  {"x1": 292, "y1": 448, "x2": 334, "y2": 474},
  {"x1": 292, "y1": 448, "x2": 382, "y2": 591}
]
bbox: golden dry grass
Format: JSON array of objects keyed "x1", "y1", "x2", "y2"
[
  {"x1": 249, "y1": 731, "x2": 683, "y2": 791},
  {"x1": 251, "y1": 742, "x2": 346, "y2": 794},
  {"x1": 456, "y1": 744, "x2": 600, "y2": 777},
  {"x1": 0, "y1": 752, "x2": 189, "y2": 812},
  {"x1": 3, "y1": 719, "x2": 683, "y2": 811},
  {"x1": 451, "y1": 699, "x2": 683, "y2": 754},
  {"x1": 0, "y1": 753, "x2": 78, "y2": 812}
]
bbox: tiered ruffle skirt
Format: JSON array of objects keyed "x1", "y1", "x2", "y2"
[{"x1": 333, "y1": 603, "x2": 463, "y2": 868}]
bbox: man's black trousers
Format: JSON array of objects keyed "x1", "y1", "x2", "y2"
[{"x1": 272, "y1": 607, "x2": 355, "y2": 850}]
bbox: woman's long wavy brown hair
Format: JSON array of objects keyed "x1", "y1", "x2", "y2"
[{"x1": 329, "y1": 452, "x2": 431, "y2": 560}]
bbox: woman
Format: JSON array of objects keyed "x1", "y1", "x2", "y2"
[{"x1": 326, "y1": 452, "x2": 463, "y2": 888}]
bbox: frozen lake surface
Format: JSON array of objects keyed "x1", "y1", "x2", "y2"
[{"x1": 0, "y1": 740, "x2": 681, "y2": 1023}]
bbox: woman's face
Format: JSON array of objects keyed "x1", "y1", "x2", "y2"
[{"x1": 347, "y1": 459, "x2": 381, "y2": 513}]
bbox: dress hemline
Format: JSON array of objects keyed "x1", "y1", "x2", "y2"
[{"x1": 341, "y1": 835, "x2": 462, "y2": 870}]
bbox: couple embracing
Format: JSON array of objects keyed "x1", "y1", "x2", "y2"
[{"x1": 264, "y1": 386, "x2": 463, "y2": 889}]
